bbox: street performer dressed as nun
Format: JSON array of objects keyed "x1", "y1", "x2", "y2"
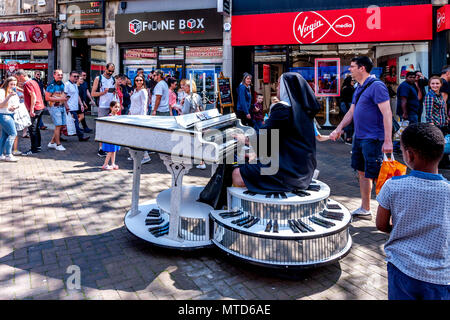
[
  {"x1": 232, "y1": 72, "x2": 321, "y2": 194},
  {"x1": 198, "y1": 72, "x2": 321, "y2": 209}
]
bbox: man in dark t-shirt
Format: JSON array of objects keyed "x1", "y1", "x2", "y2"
[{"x1": 396, "y1": 72, "x2": 421, "y2": 124}]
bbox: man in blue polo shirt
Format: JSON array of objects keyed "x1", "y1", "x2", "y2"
[{"x1": 330, "y1": 56, "x2": 393, "y2": 220}]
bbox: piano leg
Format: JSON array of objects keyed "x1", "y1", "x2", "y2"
[
  {"x1": 129, "y1": 149, "x2": 144, "y2": 218},
  {"x1": 160, "y1": 154, "x2": 193, "y2": 242}
]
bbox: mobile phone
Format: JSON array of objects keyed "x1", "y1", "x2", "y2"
[
  {"x1": 108, "y1": 88, "x2": 115, "y2": 93},
  {"x1": 12, "y1": 87, "x2": 16, "y2": 92}
]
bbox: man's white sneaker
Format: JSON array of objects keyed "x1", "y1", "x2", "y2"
[
  {"x1": 55, "y1": 144, "x2": 66, "y2": 151},
  {"x1": 141, "y1": 157, "x2": 151, "y2": 164},
  {"x1": 196, "y1": 163, "x2": 206, "y2": 170},
  {"x1": 351, "y1": 207, "x2": 372, "y2": 220},
  {"x1": 0, "y1": 155, "x2": 6, "y2": 161},
  {"x1": 48, "y1": 142, "x2": 57, "y2": 149},
  {"x1": 4, "y1": 155, "x2": 18, "y2": 162}
]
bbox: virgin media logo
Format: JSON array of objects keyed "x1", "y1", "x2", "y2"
[
  {"x1": 293, "y1": 11, "x2": 355, "y2": 44},
  {"x1": 437, "y1": 12, "x2": 445, "y2": 30}
]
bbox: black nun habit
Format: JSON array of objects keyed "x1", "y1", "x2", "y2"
[{"x1": 239, "y1": 72, "x2": 321, "y2": 194}]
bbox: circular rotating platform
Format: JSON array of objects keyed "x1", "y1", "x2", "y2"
[{"x1": 124, "y1": 185, "x2": 214, "y2": 249}]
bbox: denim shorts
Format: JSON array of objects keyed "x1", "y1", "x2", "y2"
[
  {"x1": 388, "y1": 263, "x2": 450, "y2": 300},
  {"x1": 48, "y1": 106, "x2": 67, "y2": 126},
  {"x1": 351, "y1": 138, "x2": 383, "y2": 179}
]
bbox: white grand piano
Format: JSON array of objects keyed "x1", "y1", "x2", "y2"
[{"x1": 95, "y1": 109, "x2": 254, "y2": 249}]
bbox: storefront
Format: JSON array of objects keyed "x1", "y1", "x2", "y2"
[
  {"x1": 115, "y1": 9, "x2": 224, "y2": 107},
  {"x1": 232, "y1": 2, "x2": 434, "y2": 126},
  {"x1": 0, "y1": 22, "x2": 53, "y2": 85},
  {"x1": 57, "y1": 0, "x2": 112, "y2": 86}
]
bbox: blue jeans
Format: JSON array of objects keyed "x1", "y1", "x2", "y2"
[
  {"x1": 253, "y1": 120, "x2": 263, "y2": 133},
  {"x1": 388, "y1": 263, "x2": 450, "y2": 300},
  {"x1": 0, "y1": 113, "x2": 17, "y2": 156},
  {"x1": 69, "y1": 111, "x2": 84, "y2": 139}
]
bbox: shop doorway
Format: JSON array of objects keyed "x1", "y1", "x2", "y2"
[
  {"x1": 72, "y1": 38, "x2": 90, "y2": 80},
  {"x1": 254, "y1": 63, "x2": 284, "y2": 113}
]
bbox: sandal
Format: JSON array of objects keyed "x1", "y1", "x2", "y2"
[
  {"x1": 112, "y1": 164, "x2": 119, "y2": 170},
  {"x1": 102, "y1": 164, "x2": 113, "y2": 170}
]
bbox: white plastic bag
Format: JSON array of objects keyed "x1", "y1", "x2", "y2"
[
  {"x1": 393, "y1": 120, "x2": 409, "y2": 141},
  {"x1": 13, "y1": 103, "x2": 32, "y2": 131},
  {"x1": 66, "y1": 111, "x2": 76, "y2": 136}
]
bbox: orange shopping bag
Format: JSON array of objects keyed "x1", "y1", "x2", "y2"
[{"x1": 375, "y1": 154, "x2": 407, "y2": 195}]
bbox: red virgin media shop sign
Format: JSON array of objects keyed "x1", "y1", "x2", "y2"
[
  {"x1": 437, "y1": 5, "x2": 450, "y2": 32},
  {"x1": 232, "y1": 5, "x2": 432, "y2": 46},
  {"x1": 0, "y1": 24, "x2": 53, "y2": 51}
]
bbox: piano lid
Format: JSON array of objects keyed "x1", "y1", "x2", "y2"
[
  {"x1": 95, "y1": 109, "x2": 223, "y2": 132},
  {"x1": 175, "y1": 109, "x2": 221, "y2": 129}
]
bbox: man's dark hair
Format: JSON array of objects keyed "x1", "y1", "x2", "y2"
[
  {"x1": 441, "y1": 65, "x2": 450, "y2": 75},
  {"x1": 406, "y1": 71, "x2": 416, "y2": 78},
  {"x1": 70, "y1": 70, "x2": 79, "y2": 76},
  {"x1": 401, "y1": 123, "x2": 445, "y2": 163},
  {"x1": 256, "y1": 93, "x2": 263, "y2": 97},
  {"x1": 137, "y1": 68, "x2": 144, "y2": 72},
  {"x1": 351, "y1": 56, "x2": 373, "y2": 73},
  {"x1": 166, "y1": 77, "x2": 177, "y2": 87},
  {"x1": 15, "y1": 69, "x2": 27, "y2": 78}
]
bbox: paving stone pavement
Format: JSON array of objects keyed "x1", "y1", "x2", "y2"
[{"x1": 0, "y1": 115, "x2": 448, "y2": 300}]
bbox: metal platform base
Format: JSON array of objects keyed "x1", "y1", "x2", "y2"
[
  {"x1": 210, "y1": 186, "x2": 353, "y2": 268},
  {"x1": 124, "y1": 186, "x2": 214, "y2": 250}
]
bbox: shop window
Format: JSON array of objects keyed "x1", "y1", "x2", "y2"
[
  {"x1": 0, "y1": 50, "x2": 49, "y2": 84},
  {"x1": 286, "y1": 41, "x2": 429, "y2": 126},
  {"x1": 20, "y1": 0, "x2": 37, "y2": 14},
  {"x1": 90, "y1": 45, "x2": 106, "y2": 87},
  {"x1": 255, "y1": 46, "x2": 286, "y2": 63},
  {"x1": 159, "y1": 46, "x2": 184, "y2": 60},
  {"x1": 123, "y1": 48, "x2": 157, "y2": 83}
]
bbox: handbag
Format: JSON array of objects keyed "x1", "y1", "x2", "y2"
[
  {"x1": 375, "y1": 153, "x2": 407, "y2": 195},
  {"x1": 197, "y1": 164, "x2": 234, "y2": 210},
  {"x1": 13, "y1": 103, "x2": 31, "y2": 131},
  {"x1": 66, "y1": 111, "x2": 76, "y2": 136}
]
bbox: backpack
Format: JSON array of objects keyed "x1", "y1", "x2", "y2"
[{"x1": 96, "y1": 74, "x2": 115, "y2": 92}]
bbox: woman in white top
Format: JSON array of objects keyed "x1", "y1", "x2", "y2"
[
  {"x1": 128, "y1": 75, "x2": 151, "y2": 164},
  {"x1": 182, "y1": 80, "x2": 203, "y2": 115},
  {"x1": 0, "y1": 77, "x2": 20, "y2": 161},
  {"x1": 129, "y1": 75, "x2": 149, "y2": 116}
]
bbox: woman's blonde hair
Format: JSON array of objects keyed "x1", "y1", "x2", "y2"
[{"x1": 185, "y1": 80, "x2": 197, "y2": 93}]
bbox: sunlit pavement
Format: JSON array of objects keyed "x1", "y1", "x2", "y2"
[{"x1": 0, "y1": 115, "x2": 448, "y2": 300}]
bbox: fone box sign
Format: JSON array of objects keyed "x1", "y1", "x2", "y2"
[{"x1": 115, "y1": 9, "x2": 223, "y2": 43}]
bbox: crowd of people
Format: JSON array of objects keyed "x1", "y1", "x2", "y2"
[{"x1": 0, "y1": 64, "x2": 208, "y2": 169}]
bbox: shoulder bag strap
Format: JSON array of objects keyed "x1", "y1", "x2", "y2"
[{"x1": 354, "y1": 79, "x2": 380, "y2": 106}]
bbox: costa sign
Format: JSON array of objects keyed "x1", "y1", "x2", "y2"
[
  {"x1": 0, "y1": 24, "x2": 52, "y2": 50},
  {"x1": 437, "y1": 5, "x2": 450, "y2": 32},
  {"x1": 232, "y1": 5, "x2": 432, "y2": 46}
]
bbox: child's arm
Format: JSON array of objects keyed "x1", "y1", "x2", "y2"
[
  {"x1": 316, "y1": 134, "x2": 330, "y2": 142},
  {"x1": 376, "y1": 205, "x2": 392, "y2": 233}
]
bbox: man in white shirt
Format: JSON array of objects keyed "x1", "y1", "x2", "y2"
[
  {"x1": 64, "y1": 71, "x2": 89, "y2": 142},
  {"x1": 151, "y1": 69, "x2": 170, "y2": 116}
]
